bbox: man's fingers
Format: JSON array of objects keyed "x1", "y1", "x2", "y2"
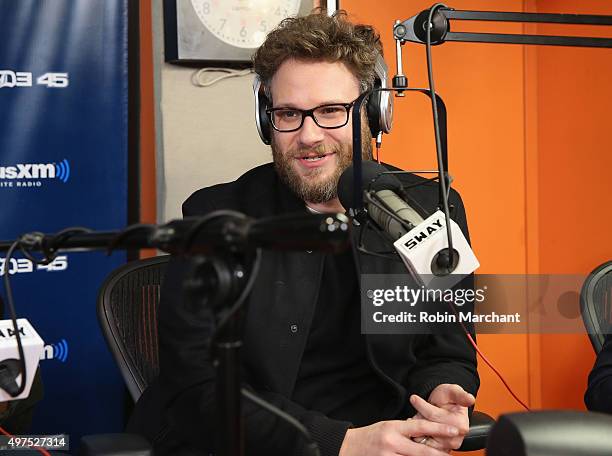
[
  {"x1": 410, "y1": 395, "x2": 471, "y2": 436},
  {"x1": 400, "y1": 439, "x2": 452, "y2": 456},
  {"x1": 443, "y1": 384, "x2": 475, "y2": 407},
  {"x1": 392, "y1": 430, "x2": 454, "y2": 456},
  {"x1": 387, "y1": 431, "x2": 448, "y2": 456},
  {"x1": 414, "y1": 435, "x2": 449, "y2": 452},
  {"x1": 411, "y1": 394, "x2": 450, "y2": 423},
  {"x1": 398, "y1": 417, "x2": 459, "y2": 439}
]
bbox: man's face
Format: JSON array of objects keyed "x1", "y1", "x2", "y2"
[{"x1": 269, "y1": 58, "x2": 371, "y2": 204}]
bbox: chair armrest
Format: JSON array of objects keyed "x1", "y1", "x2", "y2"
[{"x1": 457, "y1": 410, "x2": 495, "y2": 452}]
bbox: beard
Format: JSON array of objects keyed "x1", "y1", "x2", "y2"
[{"x1": 271, "y1": 117, "x2": 373, "y2": 204}]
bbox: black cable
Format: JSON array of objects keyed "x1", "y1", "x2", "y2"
[
  {"x1": 19, "y1": 227, "x2": 93, "y2": 266},
  {"x1": 423, "y1": 6, "x2": 481, "y2": 374},
  {"x1": 46, "y1": 227, "x2": 92, "y2": 251},
  {"x1": 357, "y1": 245, "x2": 399, "y2": 261},
  {"x1": 426, "y1": 3, "x2": 456, "y2": 268},
  {"x1": 241, "y1": 387, "x2": 320, "y2": 456},
  {"x1": 0, "y1": 227, "x2": 96, "y2": 398},
  {"x1": 17, "y1": 232, "x2": 47, "y2": 265},
  {"x1": 1, "y1": 240, "x2": 28, "y2": 397}
]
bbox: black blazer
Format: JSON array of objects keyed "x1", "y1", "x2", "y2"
[{"x1": 156, "y1": 163, "x2": 479, "y2": 456}]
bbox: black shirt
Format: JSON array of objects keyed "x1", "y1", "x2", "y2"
[{"x1": 291, "y1": 249, "x2": 391, "y2": 426}]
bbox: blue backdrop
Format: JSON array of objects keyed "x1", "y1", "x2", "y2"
[{"x1": 0, "y1": 0, "x2": 129, "y2": 442}]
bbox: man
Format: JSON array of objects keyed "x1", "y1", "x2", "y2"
[{"x1": 156, "y1": 11, "x2": 478, "y2": 456}]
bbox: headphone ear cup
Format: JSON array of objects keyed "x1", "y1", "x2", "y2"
[
  {"x1": 258, "y1": 90, "x2": 272, "y2": 145},
  {"x1": 253, "y1": 76, "x2": 272, "y2": 145},
  {"x1": 366, "y1": 79, "x2": 383, "y2": 138},
  {"x1": 367, "y1": 78, "x2": 393, "y2": 138},
  {"x1": 367, "y1": 54, "x2": 394, "y2": 138}
]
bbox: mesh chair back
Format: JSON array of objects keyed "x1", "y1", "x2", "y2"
[
  {"x1": 97, "y1": 255, "x2": 170, "y2": 401},
  {"x1": 580, "y1": 261, "x2": 612, "y2": 353}
]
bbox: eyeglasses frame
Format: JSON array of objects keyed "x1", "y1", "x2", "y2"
[{"x1": 265, "y1": 98, "x2": 359, "y2": 133}]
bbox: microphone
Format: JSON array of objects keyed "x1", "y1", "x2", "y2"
[
  {"x1": 0, "y1": 319, "x2": 43, "y2": 401},
  {"x1": 338, "y1": 161, "x2": 426, "y2": 238},
  {"x1": 338, "y1": 161, "x2": 479, "y2": 289},
  {"x1": 487, "y1": 410, "x2": 612, "y2": 456}
]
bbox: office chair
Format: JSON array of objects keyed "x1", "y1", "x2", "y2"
[
  {"x1": 84, "y1": 256, "x2": 170, "y2": 456},
  {"x1": 97, "y1": 255, "x2": 169, "y2": 402},
  {"x1": 96, "y1": 255, "x2": 493, "y2": 451},
  {"x1": 580, "y1": 261, "x2": 612, "y2": 353}
]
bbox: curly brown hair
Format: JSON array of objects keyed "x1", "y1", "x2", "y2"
[{"x1": 252, "y1": 10, "x2": 382, "y2": 98}]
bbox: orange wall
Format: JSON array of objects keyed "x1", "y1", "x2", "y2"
[
  {"x1": 533, "y1": 0, "x2": 612, "y2": 410},
  {"x1": 347, "y1": 0, "x2": 612, "y2": 452}
]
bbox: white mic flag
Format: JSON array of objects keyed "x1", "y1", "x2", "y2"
[
  {"x1": 394, "y1": 210, "x2": 479, "y2": 290},
  {"x1": 0, "y1": 319, "x2": 44, "y2": 401}
]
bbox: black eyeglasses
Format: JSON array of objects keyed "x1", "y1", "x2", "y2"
[{"x1": 266, "y1": 98, "x2": 357, "y2": 132}]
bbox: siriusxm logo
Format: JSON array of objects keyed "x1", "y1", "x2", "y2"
[
  {"x1": 0, "y1": 159, "x2": 70, "y2": 183},
  {"x1": 40, "y1": 339, "x2": 69, "y2": 363}
]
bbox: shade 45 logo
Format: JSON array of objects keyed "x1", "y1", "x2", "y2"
[
  {"x1": 0, "y1": 70, "x2": 69, "y2": 88},
  {"x1": 0, "y1": 256, "x2": 68, "y2": 275},
  {"x1": 0, "y1": 159, "x2": 71, "y2": 188}
]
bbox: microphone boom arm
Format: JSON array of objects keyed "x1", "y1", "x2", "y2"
[{"x1": 393, "y1": 7, "x2": 612, "y2": 47}]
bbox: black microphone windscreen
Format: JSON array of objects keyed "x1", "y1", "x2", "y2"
[{"x1": 337, "y1": 161, "x2": 402, "y2": 210}]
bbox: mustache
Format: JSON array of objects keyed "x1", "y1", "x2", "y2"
[{"x1": 290, "y1": 144, "x2": 344, "y2": 159}]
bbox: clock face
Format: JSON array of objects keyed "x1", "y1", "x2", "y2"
[{"x1": 190, "y1": 0, "x2": 302, "y2": 49}]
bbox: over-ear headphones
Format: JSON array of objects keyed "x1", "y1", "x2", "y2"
[{"x1": 253, "y1": 54, "x2": 393, "y2": 145}]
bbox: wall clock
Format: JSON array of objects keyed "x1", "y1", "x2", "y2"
[{"x1": 164, "y1": 0, "x2": 314, "y2": 66}]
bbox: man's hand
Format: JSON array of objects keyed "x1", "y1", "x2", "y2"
[
  {"x1": 338, "y1": 419, "x2": 460, "y2": 456},
  {"x1": 410, "y1": 384, "x2": 475, "y2": 453}
]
